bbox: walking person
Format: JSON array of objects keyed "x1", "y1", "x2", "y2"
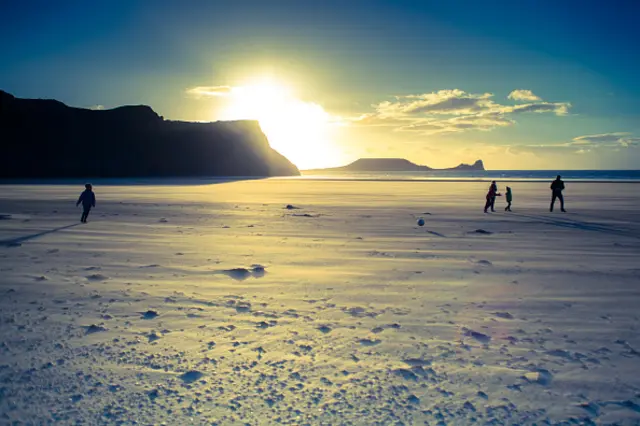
[
  {"x1": 550, "y1": 175, "x2": 566, "y2": 212},
  {"x1": 76, "y1": 183, "x2": 96, "y2": 223},
  {"x1": 484, "y1": 181, "x2": 501, "y2": 213},
  {"x1": 504, "y1": 187, "x2": 513, "y2": 211}
]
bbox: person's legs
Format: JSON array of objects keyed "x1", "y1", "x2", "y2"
[
  {"x1": 490, "y1": 197, "x2": 496, "y2": 212},
  {"x1": 484, "y1": 198, "x2": 492, "y2": 212},
  {"x1": 505, "y1": 201, "x2": 511, "y2": 211},
  {"x1": 558, "y1": 193, "x2": 565, "y2": 212},
  {"x1": 550, "y1": 193, "x2": 557, "y2": 212},
  {"x1": 82, "y1": 208, "x2": 91, "y2": 223}
]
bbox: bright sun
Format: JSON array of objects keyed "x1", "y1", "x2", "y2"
[{"x1": 218, "y1": 78, "x2": 340, "y2": 170}]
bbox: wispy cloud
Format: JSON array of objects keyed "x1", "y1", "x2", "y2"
[
  {"x1": 508, "y1": 89, "x2": 541, "y2": 102},
  {"x1": 508, "y1": 102, "x2": 570, "y2": 115},
  {"x1": 508, "y1": 132, "x2": 640, "y2": 156},
  {"x1": 571, "y1": 132, "x2": 640, "y2": 147},
  {"x1": 388, "y1": 89, "x2": 495, "y2": 116},
  {"x1": 185, "y1": 86, "x2": 234, "y2": 97},
  {"x1": 352, "y1": 89, "x2": 570, "y2": 135},
  {"x1": 397, "y1": 113, "x2": 514, "y2": 135}
]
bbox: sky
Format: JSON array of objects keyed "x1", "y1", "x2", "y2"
[{"x1": 2, "y1": 0, "x2": 640, "y2": 170}]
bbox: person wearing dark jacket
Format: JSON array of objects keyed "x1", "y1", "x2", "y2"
[
  {"x1": 550, "y1": 175, "x2": 566, "y2": 212},
  {"x1": 76, "y1": 184, "x2": 96, "y2": 223},
  {"x1": 484, "y1": 181, "x2": 501, "y2": 213}
]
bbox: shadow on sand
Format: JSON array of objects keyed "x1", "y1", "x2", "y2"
[
  {"x1": 511, "y1": 213, "x2": 639, "y2": 239},
  {"x1": 0, "y1": 224, "x2": 80, "y2": 247}
]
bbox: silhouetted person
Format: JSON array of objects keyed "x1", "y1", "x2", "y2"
[
  {"x1": 550, "y1": 175, "x2": 566, "y2": 212},
  {"x1": 76, "y1": 184, "x2": 96, "y2": 223},
  {"x1": 484, "y1": 181, "x2": 501, "y2": 213},
  {"x1": 505, "y1": 186, "x2": 513, "y2": 211}
]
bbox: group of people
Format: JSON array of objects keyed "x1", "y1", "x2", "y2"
[
  {"x1": 74, "y1": 176, "x2": 568, "y2": 224},
  {"x1": 484, "y1": 175, "x2": 566, "y2": 213}
]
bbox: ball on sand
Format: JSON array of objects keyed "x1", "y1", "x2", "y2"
[{"x1": 417, "y1": 218, "x2": 425, "y2": 227}]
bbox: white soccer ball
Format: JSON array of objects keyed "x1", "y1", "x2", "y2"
[{"x1": 417, "y1": 218, "x2": 425, "y2": 227}]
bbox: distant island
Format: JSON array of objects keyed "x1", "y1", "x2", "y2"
[
  {"x1": 0, "y1": 90, "x2": 299, "y2": 178},
  {"x1": 306, "y1": 158, "x2": 485, "y2": 173}
]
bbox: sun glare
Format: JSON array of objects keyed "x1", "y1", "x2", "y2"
[{"x1": 219, "y1": 79, "x2": 340, "y2": 170}]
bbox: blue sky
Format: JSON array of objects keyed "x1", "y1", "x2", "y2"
[{"x1": 2, "y1": 0, "x2": 639, "y2": 169}]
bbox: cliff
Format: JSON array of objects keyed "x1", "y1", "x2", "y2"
[
  {"x1": 0, "y1": 90, "x2": 300, "y2": 178},
  {"x1": 448, "y1": 160, "x2": 484, "y2": 171},
  {"x1": 310, "y1": 158, "x2": 485, "y2": 172},
  {"x1": 337, "y1": 158, "x2": 430, "y2": 172}
]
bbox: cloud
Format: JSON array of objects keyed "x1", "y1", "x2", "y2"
[
  {"x1": 354, "y1": 89, "x2": 570, "y2": 135},
  {"x1": 507, "y1": 102, "x2": 571, "y2": 115},
  {"x1": 397, "y1": 113, "x2": 514, "y2": 135},
  {"x1": 508, "y1": 89, "x2": 541, "y2": 102},
  {"x1": 571, "y1": 132, "x2": 640, "y2": 147},
  {"x1": 348, "y1": 113, "x2": 411, "y2": 127},
  {"x1": 185, "y1": 86, "x2": 233, "y2": 97},
  {"x1": 507, "y1": 132, "x2": 640, "y2": 156},
  {"x1": 375, "y1": 89, "x2": 497, "y2": 116}
]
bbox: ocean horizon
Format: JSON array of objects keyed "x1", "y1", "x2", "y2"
[
  {"x1": 2, "y1": 169, "x2": 640, "y2": 186},
  {"x1": 299, "y1": 169, "x2": 640, "y2": 182}
]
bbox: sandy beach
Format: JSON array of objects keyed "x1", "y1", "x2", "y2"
[{"x1": 1, "y1": 179, "x2": 640, "y2": 425}]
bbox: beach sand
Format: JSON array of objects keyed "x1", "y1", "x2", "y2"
[{"x1": 1, "y1": 180, "x2": 640, "y2": 424}]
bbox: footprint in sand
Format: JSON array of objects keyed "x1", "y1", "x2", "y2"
[
  {"x1": 235, "y1": 302, "x2": 251, "y2": 313},
  {"x1": 256, "y1": 320, "x2": 277, "y2": 329},
  {"x1": 578, "y1": 402, "x2": 601, "y2": 416},
  {"x1": 392, "y1": 368, "x2": 420, "y2": 381},
  {"x1": 524, "y1": 369, "x2": 553, "y2": 385},
  {"x1": 147, "y1": 332, "x2": 161, "y2": 342},
  {"x1": 141, "y1": 310, "x2": 159, "y2": 319},
  {"x1": 463, "y1": 329, "x2": 491, "y2": 344},
  {"x1": 473, "y1": 229, "x2": 493, "y2": 235},
  {"x1": 84, "y1": 324, "x2": 108, "y2": 334},
  {"x1": 86, "y1": 274, "x2": 108, "y2": 281},
  {"x1": 217, "y1": 266, "x2": 268, "y2": 281},
  {"x1": 403, "y1": 358, "x2": 432, "y2": 367},
  {"x1": 179, "y1": 370, "x2": 204, "y2": 383}
]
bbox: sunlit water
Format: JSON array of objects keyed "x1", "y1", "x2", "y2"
[{"x1": 300, "y1": 169, "x2": 640, "y2": 182}]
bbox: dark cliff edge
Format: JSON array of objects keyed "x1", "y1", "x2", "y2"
[
  {"x1": 307, "y1": 158, "x2": 485, "y2": 173},
  {"x1": 0, "y1": 90, "x2": 300, "y2": 178}
]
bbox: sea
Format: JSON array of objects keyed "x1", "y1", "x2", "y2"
[
  {"x1": 299, "y1": 170, "x2": 640, "y2": 182},
  {"x1": 1, "y1": 170, "x2": 639, "y2": 185}
]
